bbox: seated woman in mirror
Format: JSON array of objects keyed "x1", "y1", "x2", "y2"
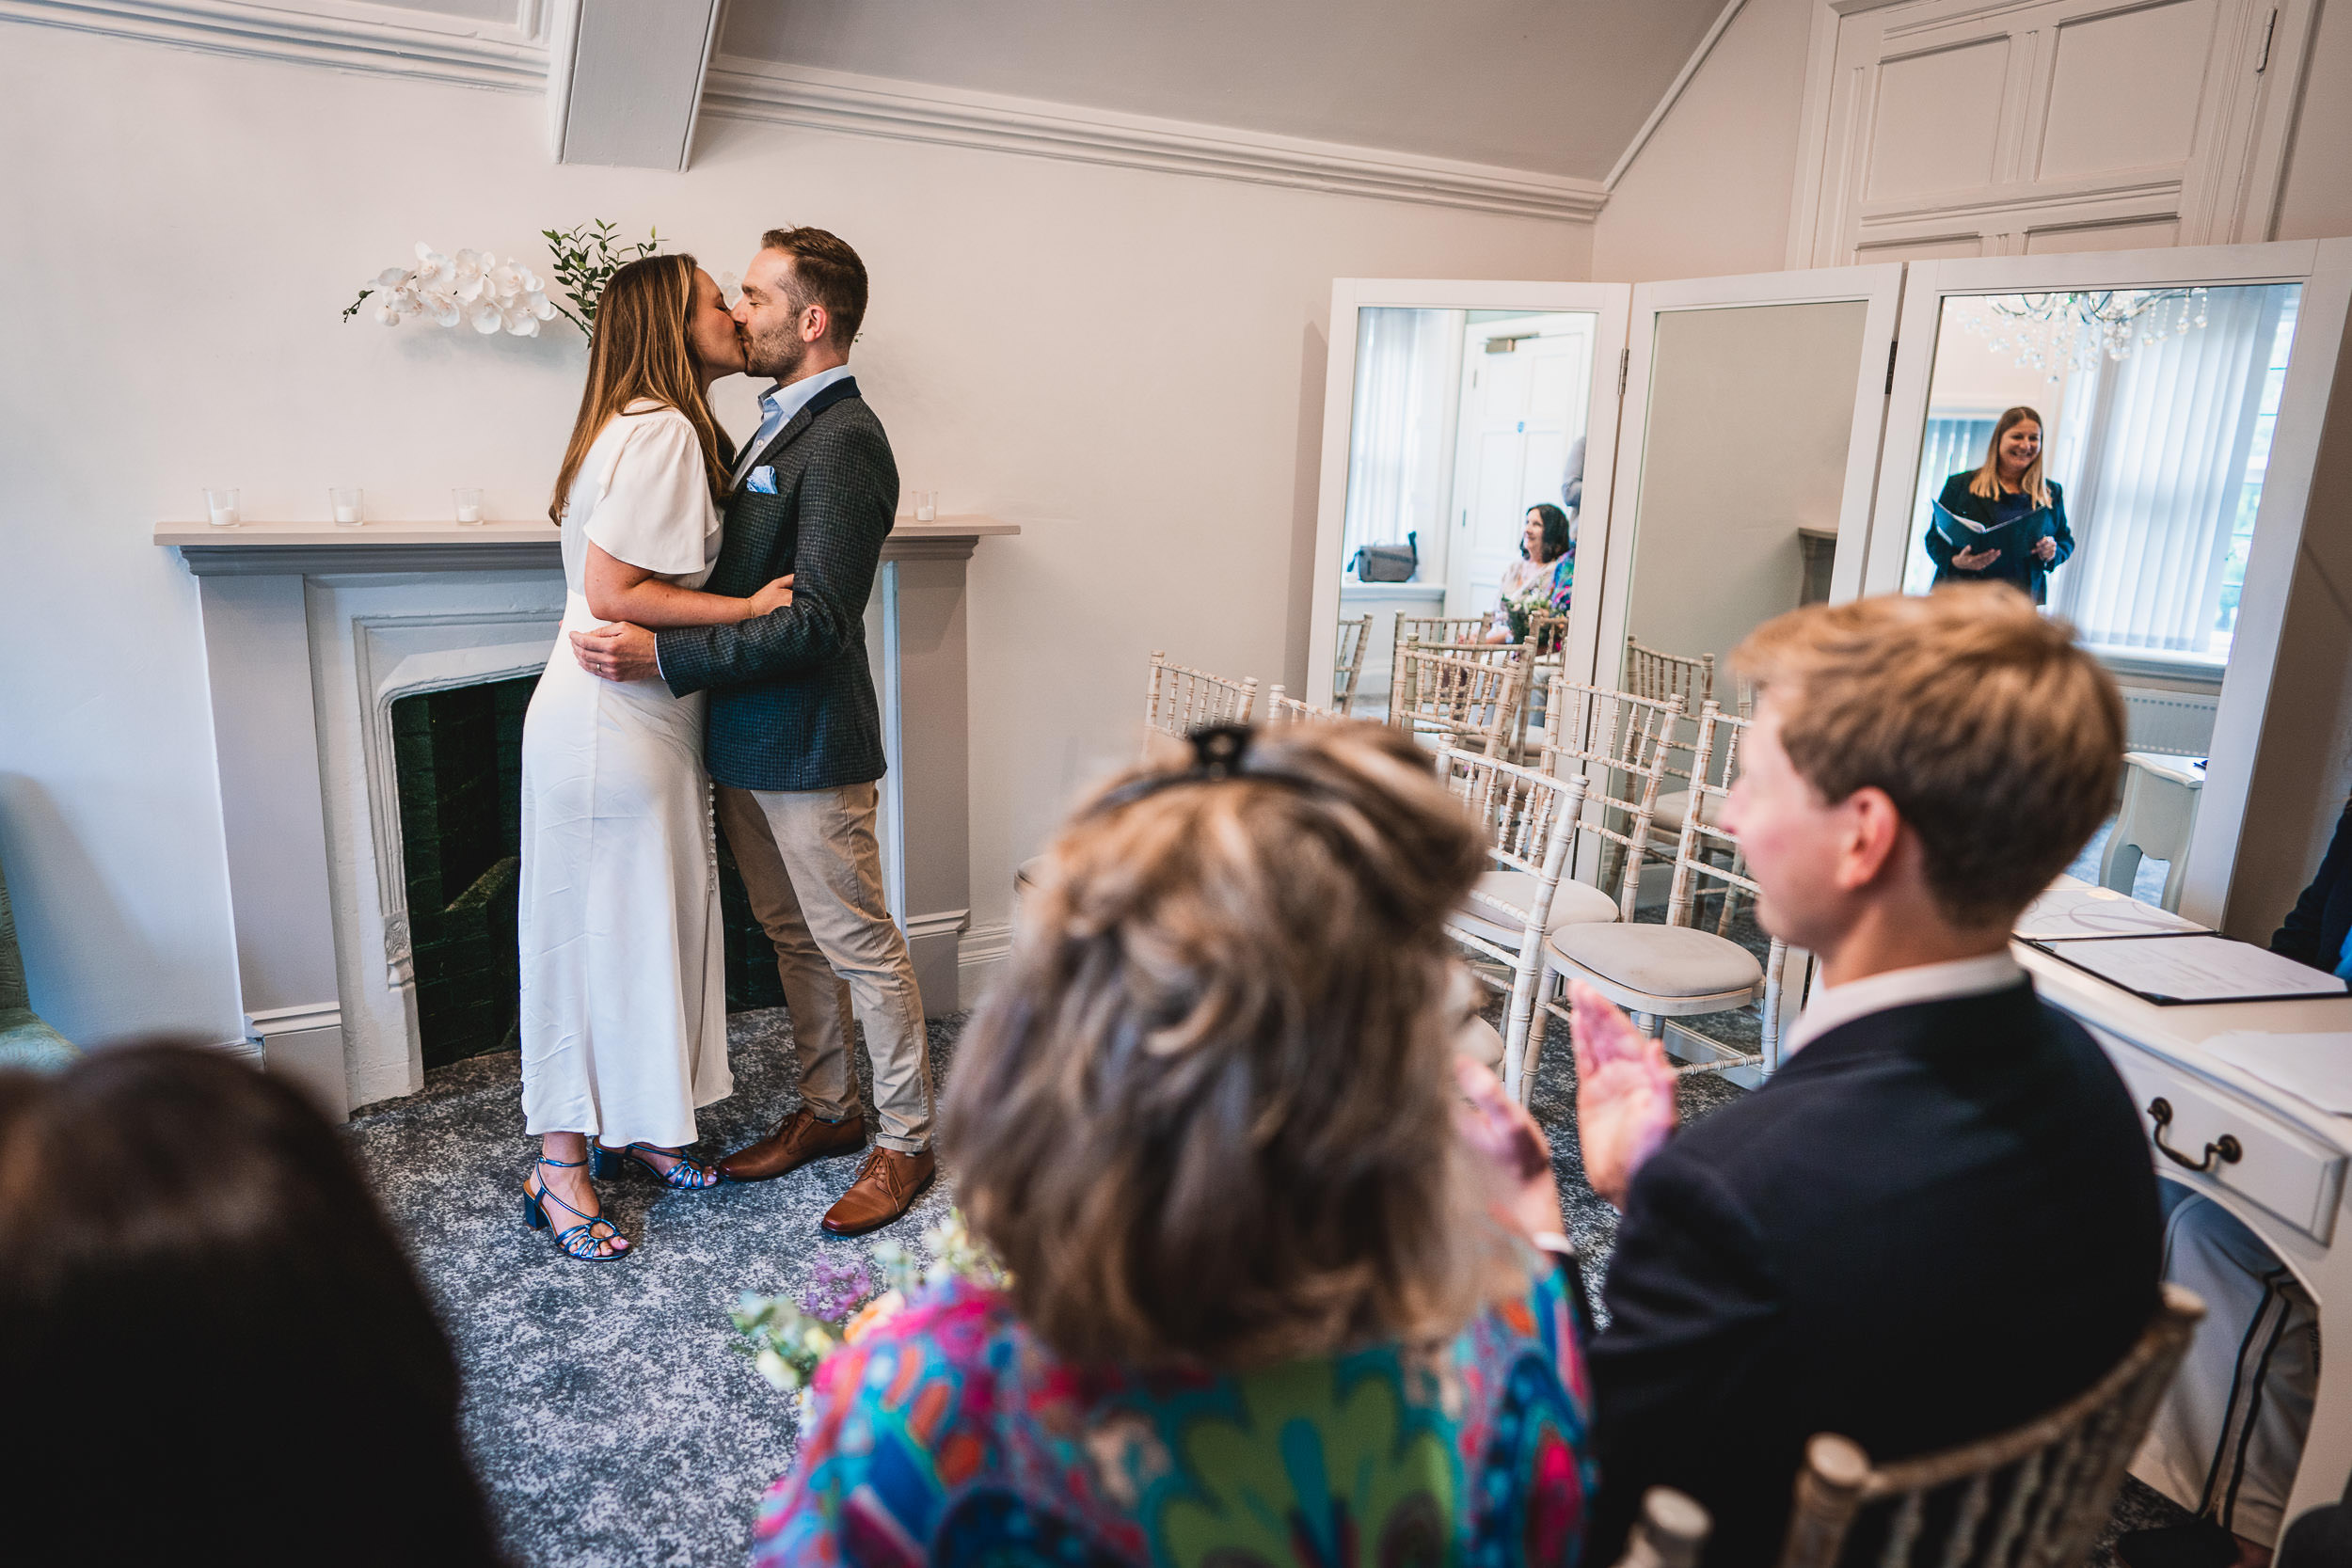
[
  {"x1": 1484, "y1": 502, "x2": 1575, "y2": 644},
  {"x1": 1924, "y1": 405, "x2": 2073, "y2": 606}
]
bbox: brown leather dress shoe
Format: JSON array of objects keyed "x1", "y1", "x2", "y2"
[
  {"x1": 717, "y1": 1109, "x2": 866, "y2": 1183},
  {"x1": 820, "y1": 1147, "x2": 935, "y2": 1236}
]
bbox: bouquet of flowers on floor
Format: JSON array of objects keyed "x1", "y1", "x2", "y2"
[{"x1": 729, "y1": 1209, "x2": 1005, "y2": 1418}]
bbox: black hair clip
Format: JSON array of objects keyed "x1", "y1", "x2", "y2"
[{"x1": 1188, "y1": 723, "x2": 1252, "y2": 778}]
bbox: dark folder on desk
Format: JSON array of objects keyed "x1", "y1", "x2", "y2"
[{"x1": 2026, "y1": 932, "x2": 2350, "y2": 1006}]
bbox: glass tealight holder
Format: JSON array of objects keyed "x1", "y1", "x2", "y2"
[
  {"x1": 912, "y1": 489, "x2": 937, "y2": 522},
  {"x1": 453, "y1": 487, "x2": 485, "y2": 526},
  {"x1": 203, "y1": 486, "x2": 242, "y2": 528},
  {"x1": 329, "y1": 487, "x2": 365, "y2": 529}
]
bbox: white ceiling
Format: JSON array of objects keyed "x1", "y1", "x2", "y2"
[{"x1": 715, "y1": 0, "x2": 1728, "y2": 181}]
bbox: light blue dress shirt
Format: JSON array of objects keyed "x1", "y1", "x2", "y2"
[{"x1": 728, "y1": 364, "x2": 853, "y2": 492}]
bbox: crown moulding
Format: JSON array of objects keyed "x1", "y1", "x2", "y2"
[
  {"x1": 2, "y1": 1, "x2": 1610, "y2": 222},
  {"x1": 0, "y1": 0, "x2": 548, "y2": 91},
  {"x1": 698, "y1": 57, "x2": 1612, "y2": 224}
]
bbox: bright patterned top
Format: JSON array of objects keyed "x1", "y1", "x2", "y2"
[
  {"x1": 752, "y1": 1268, "x2": 1595, "y2": 1568},
  {"x1": 1493, "y1": 549, "x2": 1575, "y2": 645}
]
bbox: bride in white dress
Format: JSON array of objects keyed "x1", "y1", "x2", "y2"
[{"x1": 516, "y1": 255, "x2": 792, "y2": 1261}]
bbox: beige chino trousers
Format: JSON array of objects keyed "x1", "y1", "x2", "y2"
[{"x1": 715, "y1": 782, "x2": 932, "y2": 1153}]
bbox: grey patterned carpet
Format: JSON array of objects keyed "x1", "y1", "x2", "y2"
[{"x1": 345, "y1": 1004, "x2": 2185, "y2": 1567}]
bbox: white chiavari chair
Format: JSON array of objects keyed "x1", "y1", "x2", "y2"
[
  {"x1": 1437, "y1": 745, "x2": 1591, "y2": 1101},
  {"x1": 1391, "y1": 644, "x2": 1528, "y2": 759},
  {"x1": 1395, "y1": 610, "x2": 1496, "y2": 651},
  {"x1": 1143, "y1": 650, "x2": 1258, "y2": 736},
  {"x1": 1774, "y1": 1288, "x2": 2204, "y2": 1568},
  {"x1": 1623, "y1": 634, "x2": 1715, "y2": 710},
  {"x1": 1534, "y1": 675, "x2": 1684, "y2": 919},
  {"x1": 1262, "y1": 686, "x2": 1347, "y2": 725},
  {"x1": 1023, "y1": 652, "x2": 1259, "y2": 906},
  {"x1": 1332, "y1": 614, "x2": 1373, "y2": 717},
  {"x1": 1539, "y1": 702, "x2": 1784, "y2": 1085}
]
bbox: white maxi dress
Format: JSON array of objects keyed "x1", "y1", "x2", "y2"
[{"x1": 518, "y1": 401, "x2": 730, "y2": 1147}]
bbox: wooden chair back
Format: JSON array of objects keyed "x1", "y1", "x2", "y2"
[
  {"x1": 1534, "y1": 676, "x2": 1683, "y2": 916},
  {"x1": 1625, "y1": 635, "x2": 1716, "y2": 709},
  {"x1": 1396, "y1": 610, "x2": 1496, "y2": 650},
  {"x1": 1775, "y1": 1285, "x2": 2207, "y2": 1568},
  {"x1": 1438, "y1": 745, "x2": 1589, "y2": 1096},
  {"x1": 1263, "y1": 686, "x2": 1347, "y2": 725},
  {"x1": 1666, "y1": 703, "x2": 1758, "y2": 932},
  {"x1": 1143, "y1": 651, "x2": 1258, "y2": 739},
  {"x1": 1332, "y1": 614, "x2": 1373, "y2": 716},
  {"x1": 1391, "y1": 645, "x2": 1528, "y2": 758}
]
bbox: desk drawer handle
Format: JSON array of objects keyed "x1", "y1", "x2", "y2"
[{"x1": 2148, "y1": 1098, "x2": 2243, "y2": 1173}]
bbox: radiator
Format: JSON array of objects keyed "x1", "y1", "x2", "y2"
[{"x1": 2120, "y1": 687, "x2": 2218, "y2": 756}]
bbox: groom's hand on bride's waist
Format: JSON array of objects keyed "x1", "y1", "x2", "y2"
[{"x1": 571, "y1": 622, "x2": 660, "y2": 684}]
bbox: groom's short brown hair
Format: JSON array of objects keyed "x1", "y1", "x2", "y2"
[{"x1": 761, "y1": 227, "x2": 866, "y2": 350}]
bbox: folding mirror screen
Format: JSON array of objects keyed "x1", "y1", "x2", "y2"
[{"x1": 1307, "y1": 240, "x2": 2352, "y2": 935}]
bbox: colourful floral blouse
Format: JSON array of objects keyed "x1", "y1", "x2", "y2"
[
  {"x1": 1493, "y1": 549, "x2": 1574, "y2": 644},
  {"x1": 753, "y1": 1269, "x2": 1596, "y2": 1568}
]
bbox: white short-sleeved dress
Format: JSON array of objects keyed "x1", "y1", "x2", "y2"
[{"x1": 517, "y1": 401, "x2": 730, "y2": 1147}]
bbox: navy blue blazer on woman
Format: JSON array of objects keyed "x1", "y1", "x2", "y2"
[
  {"x1": 1924, "y1": 472, "x2": 2074, "y2": 605},
  {"x1": 1586, "y1": 980, "x2": 2162, "y2": 1566}
]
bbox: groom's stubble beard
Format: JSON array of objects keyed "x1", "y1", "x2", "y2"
[{"x1": 743, "y1": 309, "x2": 810, "y2": 382}]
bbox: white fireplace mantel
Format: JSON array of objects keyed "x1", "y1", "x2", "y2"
[{"x1": 160, "y1": 515, "x2": 1016, "y2": 1118}]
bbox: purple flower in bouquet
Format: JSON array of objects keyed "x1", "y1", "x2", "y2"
[{"x1": 796, "y1": 1259, "x2": 877, "y2": 1323}]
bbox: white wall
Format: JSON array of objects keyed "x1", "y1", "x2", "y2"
[
  {"x1": 0, "y1": 23, "x2": 1590, "y2": 1046},
  {"x1": 1592, "y1": 0, "x2": 2352, "y2": 284},
  {"x1": 1590, "y1": 0, "x2": 1816, "y2": 283}
]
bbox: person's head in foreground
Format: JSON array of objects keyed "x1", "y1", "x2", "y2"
[
  {"x1": 755, "y1": 721, "x2": 1598, "y2": 1566},
  {"x1": 1725, "y1": 578, "x2": 2122, "y2": 965},
  {"x1": 0, "y1": 1045, "x2": 504, "y2": 1568},
  {"x1": 1570, "y1": 584, "x2": 2155, "y2": 1568}
]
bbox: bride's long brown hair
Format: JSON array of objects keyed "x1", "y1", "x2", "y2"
[{"x1": 548, "y1": 254, "x2": 727, "y2": 524}]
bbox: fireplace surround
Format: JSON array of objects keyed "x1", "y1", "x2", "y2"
[{"x1": 162, "y1": 515, "x2": 1015, "y2": 1118}]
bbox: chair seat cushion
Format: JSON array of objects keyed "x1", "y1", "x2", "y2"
[
  {"x1": 1545, "y1": 922, "x2": 1763, "y2": 999},
  {"x1": 1455, "y1": 1014, "x2": 1505, "y2": 1069},
  {"x1": 1453, "y1": 869, "x2": 1620, "y2": 947},
  {"x1": 0, "y1": 1008, "x2": 79, "y2": 1073},
  {"x1": 1649, "y1": 789, "x2": 1724, "y2": 835}
]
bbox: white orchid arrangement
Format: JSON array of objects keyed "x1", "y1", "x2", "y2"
[{"x1": 343, "y1": 242, "x2": 561, "y2": 337}]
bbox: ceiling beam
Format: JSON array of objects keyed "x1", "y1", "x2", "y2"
[{"x1": 545, "y1": 0, "x2": 723, "y2": 169}]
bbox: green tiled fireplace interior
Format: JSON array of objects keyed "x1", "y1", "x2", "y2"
[{"x1": 389, "y1": 678, "x2": 787, "y2": 1071}]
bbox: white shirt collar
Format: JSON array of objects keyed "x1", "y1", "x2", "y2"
[
  {"x1": 760, "y1": 363, "x2": 851, "y2": 430},
  {"x1": 1782, "y1": 951, "x2": 2025, "y2": 1058}
]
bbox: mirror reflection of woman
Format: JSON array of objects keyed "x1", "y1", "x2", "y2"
[
  {"x1": 1483, "y1": 502, "x2": 1575, "y2": 644},
  {"x1": 1925, "y1": 405, "x2": 2073, "y2": 605}
]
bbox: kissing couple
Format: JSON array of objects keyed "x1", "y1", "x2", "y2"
[{"x1": 512, "y1": 227, "x2": 934, "y2": 1262}]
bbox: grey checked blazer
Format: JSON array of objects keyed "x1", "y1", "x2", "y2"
[{"x1": 656, "y1": 376, "x2": 898, "y2": 792}]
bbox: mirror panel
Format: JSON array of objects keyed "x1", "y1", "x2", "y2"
[
  {"x1": 1895, "y1": 282, "x2": 2304, "y2": 904},
  {"x1": 1332, "y1": 306, "x2": 1599, "y2": 711},
  {"x1": 1612, "y1": 299, "x2": 1875, "y2": 701}
]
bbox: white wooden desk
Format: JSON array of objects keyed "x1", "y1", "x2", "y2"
[{"x1": 2014, "y1": 927, "x2": 2352, "y2": 1526}]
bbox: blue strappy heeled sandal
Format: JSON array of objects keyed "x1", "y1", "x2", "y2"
[
  {"x1": 590, "y1": 1141, "x2": 723, "y2": 1190},
  {"x1": 522, "y1": 1155, "x2": 628, "y2": 1260}
]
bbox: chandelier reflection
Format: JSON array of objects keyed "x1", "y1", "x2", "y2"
[{"x1": 1957, "y1": 289, "x2": 2210, "y2": 382}]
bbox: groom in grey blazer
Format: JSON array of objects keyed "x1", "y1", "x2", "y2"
[{"x1": 570, "y1": 228, "x2": 933, "y2": 1237}]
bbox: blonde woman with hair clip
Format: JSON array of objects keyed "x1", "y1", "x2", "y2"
[
  {"x1": 754, "y1": 720, "x2": 1599, "y2": 1566},
  {"x1": 514, "y1": 253, "x2": 794, "y2": 1261},
  {"x1": 1923, "y1": 404, "x2": 2074, "y2": 605}
]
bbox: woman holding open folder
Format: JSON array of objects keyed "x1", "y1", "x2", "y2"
[{"x1": 1925, "y1": 405, "x2": 2074, "y2": 606}]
